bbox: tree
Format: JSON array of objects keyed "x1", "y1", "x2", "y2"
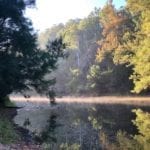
[
  {"x1": 0, "y1": 0, "x2": 65, "y2": 105},
  {"x1": 125, "y1": 0, "x2": 150, "y2": 93},
  {"x1": 87, "y1": 52, "x2": 133, "y2": 95},
  {"x1": 89, "y1": 1, "x2": 134, "y2": 95},
  {"x1": 112, "y1": 0, "x2": 150, "y2": 93},
  {"x1": 38, "y1": 24, "x2": 64, "y2": 49},
  {"x1": 38, "y1": 8, "x2": 102, "y2": 95},
  {"x1": 96, "y1": 1, "x2": 126, "y2": 61}
]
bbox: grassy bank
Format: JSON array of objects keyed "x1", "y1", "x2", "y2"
[{"x1": 0, "y1": 118, "x2": 19, "y2": 144}]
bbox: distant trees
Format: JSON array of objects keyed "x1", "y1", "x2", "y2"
[
  {"x1": 0, "y1": 0, "x2": 65, "y2": 104},
  {"x1": 38, "y1": 0, "x2": 150, "y2": 95},
  {"x1": 38, "y1": 9, "x2": 101, "y2": 95}
]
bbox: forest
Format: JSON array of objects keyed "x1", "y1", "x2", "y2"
[
  {"x1": 38, "y1": 0, "x2": 150, "y2": 96},
  {"x1": 0, "y1": 0, "x2": 150, "y2": 149}
]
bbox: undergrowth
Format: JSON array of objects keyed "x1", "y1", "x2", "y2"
[{"x1": 0, "y1": 118, "x2": 19, "y2": 144}]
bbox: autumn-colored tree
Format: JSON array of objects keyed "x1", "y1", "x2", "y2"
[
  {"x1": 92, "y1": 1, "x2": 134, "y2": 95},
  {"x1": 96, "y1": 0, "x2": 126, "y2": 61},
  {"x1": 96, "y1": 0, "x2": 150, "y2": 94}
]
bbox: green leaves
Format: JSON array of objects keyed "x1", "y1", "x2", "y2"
[
  {"x1": 125, "y1": 0, "x2": 150, "y2": 93},
  {"x1": 96, "y1": 0, "x2": 150, "y2": 94},
  {"x1": 0, "y1": 0, "x2": 66, "y2": 101}
]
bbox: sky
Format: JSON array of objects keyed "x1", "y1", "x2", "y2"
[{"x1": 26, "y1": 0, "x2": 126, "y2": 32}]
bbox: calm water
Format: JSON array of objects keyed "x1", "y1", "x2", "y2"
[{"x1": 14, "y1": 99, "x2": 150, "y2": 149}]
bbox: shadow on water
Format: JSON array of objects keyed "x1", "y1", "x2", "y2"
[{"x1": 14, "y1": 100, "x2": 150, "y2": 149}]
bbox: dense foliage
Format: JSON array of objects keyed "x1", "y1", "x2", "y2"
[
  {"x1": 97, "y1": 0, "x2": 150, "y2": 94},
  {"x1": 0, "y1": 0, "x2": 65, "y2": 104},
  {"x1": 38, "y1": 0, "x2": 149, "y2": 95}
]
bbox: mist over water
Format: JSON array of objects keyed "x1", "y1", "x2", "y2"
[{"x1": 13, "y1": 97, "x2": 150, "y2": 149}]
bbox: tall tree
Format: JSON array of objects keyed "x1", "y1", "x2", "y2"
[
  {"x1": 112, "y1": 0, "x2": 150, "y2": 93},
  {"x1": 93, "y1": 1, "x2": 133, "y2": 95},
  {"x1": 96, "y1": 0, "x2": 133, "y2": 62},
  {"x1": 0, "y1": 0, "x2": 65, "y2": 104}
]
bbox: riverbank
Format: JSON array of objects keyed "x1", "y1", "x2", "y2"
[{"x1": 0, "y1": 107, "x2": 42, "y2": 150}]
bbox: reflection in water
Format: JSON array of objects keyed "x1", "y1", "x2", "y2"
[
  {"x1": 100, "y1": 109, "x2": 150, "y2": 150},
  {"x1": 14, "y1": 101, "x2": 150, "y2": 149}
]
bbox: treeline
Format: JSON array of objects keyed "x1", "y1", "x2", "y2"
[{"x1": 38, "y1": 0, "x2": 150, "y2": 96}]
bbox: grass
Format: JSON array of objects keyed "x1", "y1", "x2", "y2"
[
  {"x1": 0, "y1": 96, "x2": 16, "y2": 107},
  {"x1": 0, "y1": 118, "x2": 19, "y2": 144},
  {"x1": 4, "y1": 96, "x2": 16, "y2": 107}
]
